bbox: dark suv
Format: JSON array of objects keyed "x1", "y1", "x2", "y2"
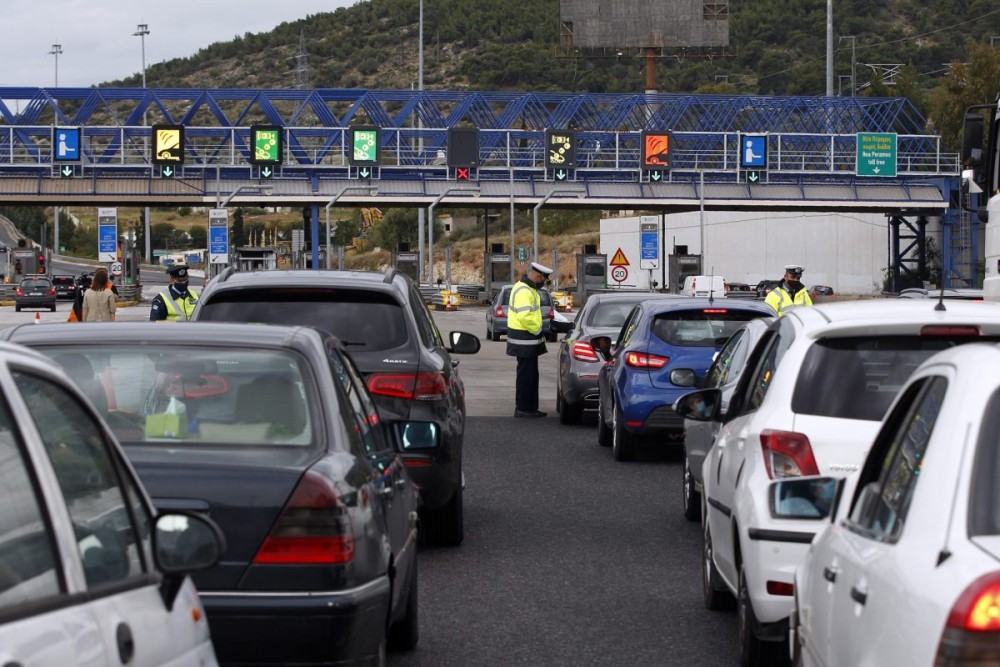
[
  {"x1": 192, "y1": 267, "x2": 481, "y2": 545},
  {"x1": 51, "y1": 274, "x2": 76, "y2": 300}
]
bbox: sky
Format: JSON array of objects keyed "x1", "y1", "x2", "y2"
[{"x1": 2, "y1": 0, "x2": 359, "y2": 88}]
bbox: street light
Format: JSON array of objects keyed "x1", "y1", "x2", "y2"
[
  {"x1": 49, "y1": 44, "x2": 62, "y2": 259},
  {"x1": 325, "y1": 185, "x2": 378, "y2": 269},
  {"x1": 48, "y1": 44, "x2": 62, "y2": 86},
  {"x1": 427, "y1": 187, "x2": 480, "y2": 284},
  {"x1": 134, "y1": 23, "x2": 151, "y2": 263},
  {"x1": 220, "y1": 184, "x2": 273, "y2": 208},
  {"x1": 532, "y1": 189, "x2": 585, "y2": 262}
]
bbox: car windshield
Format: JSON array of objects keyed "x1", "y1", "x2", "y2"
[
  {"x1": 651, "y1": 308, "x2": 764, "y2": 347},
  {"x1": 792, "y1": 335, "x2": 1000, "y2": 421},
  {"x1": 196, "y1": 288, "x2": 408, "y2": 350},
  {"x1": 40, "y1": 346, "x2": 316, "y2": 447}
]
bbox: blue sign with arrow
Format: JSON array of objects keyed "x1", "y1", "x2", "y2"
[{"x1": 97, "y1": 208, "x2": 118, "y2": 262}]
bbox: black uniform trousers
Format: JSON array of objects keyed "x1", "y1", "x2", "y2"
[{"x1": 515, "y1": 355, "x2": 540, "y2": 413}]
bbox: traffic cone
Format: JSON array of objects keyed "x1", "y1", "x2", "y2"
[{"x1": 34, "y1": 312, "x2": 41, "y2": 324}]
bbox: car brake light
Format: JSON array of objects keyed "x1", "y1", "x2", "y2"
[
  {"x1": 495, "y1": 305, "x2": 505, "y2": 317},
  {"x1": 766, "y1": 581, "x2": 794, "y2": 596},
  {"x1": 936, "y1": 572, "x2": 1000, "y2": 665},
  {"x1": 922, "y1": 325, "x2": 980, "y2": 337},
  {"x1": 368, "y1": 372, "x2": 448, "y2": 401},
  {"x1": 759, "y1": 429, "x2": 819, "y2": 479},
  {"x1": 548, "y1": 308, "x2": 554, "y2": 319},
  {"x1": 253, "y1": 470, "x2": 354, "y2": 565},
  {"x1": 572, "y1": 341, "x2": 599, "y2": 363},
  {"x1": 15, "y1": 288, "x2": 22, "y2": 296},
  {"x1": 703, "y1": 309, "x2": 728, "y2": 314},
  {"x1": 625, "y1": 352, "x2": 669, "y2": 369},
  {"x1": 48, "y1": 288, "x2": 56, "y2": 295}
]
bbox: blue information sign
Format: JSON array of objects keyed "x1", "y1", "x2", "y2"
[
  {"x1": 97, "y1": 207, "x2": 118, "y2": 262},
  {"x1": 210, "y1": 226, "x2": 228, "y2": 255},
  {"x1": 209, "y1": 208, "x2": 229, "y2": 264},
  {"x1": 740, "y1": 134, "x2": 767, "y2": 168},
  {"x1": 53, "y1": 127, "x2": 81, "y2": 161},
  {"x1": 640, "y1": 219, "x2": 659, "y2": 270}
]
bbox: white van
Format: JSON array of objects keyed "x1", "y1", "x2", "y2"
[{"x1": 681, "y1": 275, "x2": 727, "y2": 298}]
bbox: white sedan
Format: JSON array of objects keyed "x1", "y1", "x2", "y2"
[{"x1": 794, "y1": 342, "x2": 1000, "y2": 666}]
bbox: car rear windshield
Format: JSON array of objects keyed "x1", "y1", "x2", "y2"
[
  {"x1": 197, "y1": 289, "x2": 408, "y2": 350},
  {"x1": 20, "y1": 280, "x2": 50, "y2": 290},
  {"x1": 501, "y1": 288, "x2": 553, "y2": 306},
  {"x1": 52, "y1": 277, "x2": 74, "y2": 286},
  {"x1": 40, "y1": 346, "x2": 316, "y2": 448},
  {"x1": 792, "y1": 335, "x2": 1000, "y2": 421},
  {"x1": 651, "y1": 308, "x2": 764, "y2": 347}
]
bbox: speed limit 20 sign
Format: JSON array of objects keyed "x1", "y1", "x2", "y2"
[
  {"x1": 110, "y1": 261, "x2": 123, "y2": 277},
  {"x1": 611, "y1": 266, "x2": 628, "y2": 283}
]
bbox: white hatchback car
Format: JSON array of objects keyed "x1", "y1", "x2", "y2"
[
  {"x1": 793, "y1": 342, "x2": 1000, "y2": 666},
  {"x1": 675, "y1": 299, "x2": 1000, "y2": 666},
  {"x1": 0, "y1": 342, "x2": 224, "y2": 666}
]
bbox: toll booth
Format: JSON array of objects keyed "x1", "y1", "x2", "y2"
[
  {"x1": 668, "y1": 251, "x2": 703, "y2": 293},
  {"x1": 235, "y1": 247, "x2": 278, "y2": 272},
  {"x1": 393, "y1": 251, "x2": 419, "y2": 282},
  {"x1": 575, "y1": 251, "x2": 607, "y2": 306},
  {"x1": 483, "y1": 244, "x2": 512, "y2": 300},
  {"x1": 12, "y1": 248, "x2": 39, "y2": 277}
]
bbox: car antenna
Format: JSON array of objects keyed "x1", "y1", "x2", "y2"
[
  {"x1": 935, "y1": 281, "x2": 946, "y2": 311},
  {"x1": 708, "y1": 266, "x2": 716, "y2": 304}
]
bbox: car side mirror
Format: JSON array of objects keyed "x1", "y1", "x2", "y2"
[
  {"x1": 768, "y1": 477, "x2": 839, "y2": 520},
  {"x1": 449, "y1": 331, "x2": 481, "y2": 354},
  {"x1": 154, "y1": 511, "x2": 226, "y2": 610},
  {"x1": 673, "y1": 388, "x2": 722, "y2": 421},
  {"x1": 591, "y1": 335, "x2": 612, "y2": 360}
]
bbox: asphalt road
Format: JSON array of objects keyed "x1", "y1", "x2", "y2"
[{"x1": 387, "y1": 308, "x2": 740, "y2": 666}]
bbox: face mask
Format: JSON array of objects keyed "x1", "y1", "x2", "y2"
[
  {"x1": 787, "y1": 280, "x2": 804, "y2": 290},
  {"x1": 173, "y1": 283, "x2": 189, "y2": 296}
]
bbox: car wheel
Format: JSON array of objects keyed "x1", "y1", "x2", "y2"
[
  {"x1": 682, "y1": 452, "x2": 700, "y2": 522},
  {"x1": 422, "y1": 485, "x2": 464, "y2": 547},
  {"x1": 388, "y1": 556, "x2": 419, "y2": 651},
  {"x1": 50, "y1": 305, "x2": 57, "y2": 312},
  {"x1": 491, "y1": 327, "x2": 501, "y2": 342},
  {"x1": 612, "y1": 403, "x2": 635, "y2": 462},
  {"x1": 15, "y1": 306, "x2": 21, "y2": 312},
  {"x1": 738, "y1": 565, "x2": 788, "y2": 666},
  {"x1": 702, "y1": 516, "x2": 735, "y2": 611},
  {"x1": 596, "y1": 396, "x2": 612, "y2": 446}
]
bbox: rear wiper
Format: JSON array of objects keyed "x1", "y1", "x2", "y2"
[{"x1": 341, "y1": 341, "x2": 366, "y2": 346}]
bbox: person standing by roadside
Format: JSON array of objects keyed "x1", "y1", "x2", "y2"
[
  {"x1": 68, "y1": 272, "x2": 92, "y2": 322},
  {"x1": 764, "y1": 264, "x2": 813, "y2": 316},
  {"x1": 82, "y1": 268, "x2": 116, "y2": 322},
  {"x1": 506, "y1": 261, "x2": 553, "y2": 418},
  {"x1": 150, "y1": 265, "x2": 199, "y2": 322}
]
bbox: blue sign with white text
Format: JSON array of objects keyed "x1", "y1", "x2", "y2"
[
  {"x1": 98, "y1": 225, "x2": 117, "y2": 255},
  {"x1": 641, "y1": 231, "x2": 658, "y2": 260},
  {"x1": 740, "y1": 135, "x2": 767, "y2": 168},
  {"x1": 210, "y1": 225, "x2": 228, "y2": 256},
  {"x1": 53, "y1": 127, "x2": 81, "y2": 161}
]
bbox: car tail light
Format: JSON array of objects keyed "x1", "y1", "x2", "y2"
[
  {"x1": 767, "y1": 581, "x2": 794, "y2": 596},
  {"x1": 936, "y1": 572, "x2": 1000, "y2": 665},
  {"x1": 368, "y1": 372, "x2": 448, "y2": 401},
  {"x1": 572, "y1": 341, "x2": 599, "y2": 363},
  {"x1": 760, "y1": 430, "x2": 819, "y2": 479},
  {"x1": 253, "y1": 469, "x2": 354, "y2": 565},
  {"x1": 48, "y1": 288, "x2": 56, "y2": 296},
  {"x1": 495, "y1": 305, "x2": 505, "y2": 317},
  {"x1": 548, "y1": 308, "x2": 554, "y2": 320},
  {"x1": 625, "y1": 351, "x2": 669, "y2": 369},
  {"x1": 703, "y1": 309, "x2": 728, "y2": 314},
  {"x1": 15, "y1": 288, "x2": 22, "y2": 296},
  {"x1": 922, "y1": 325, "x2": 979, "y2": 337}
]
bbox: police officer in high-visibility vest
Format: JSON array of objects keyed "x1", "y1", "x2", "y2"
[
  {"x1": 506, "y1": 262, "x2": 553, "y2": 418},
  {"x1": 765, "y1": 264, "x2": 813, "y2": 316},
  {"x1": 150, "y1": 264, "x2": 200, "y2": 322}
]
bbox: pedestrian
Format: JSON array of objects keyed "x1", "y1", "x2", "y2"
[
  {"x1": 81, "y1": 268, "x2": 116, "y2": 322},
  {"x1": 68, "y1": 272, "x2": 92, "y2": 322},
  {"x1": 764, "y1": 264, "x2": 813, "y2": 316},
  {"x1": 150, "y1": 264, "x2": 199, "y2": 322},
  {"x1": 506, "y1": 261, "x2": 553, "y2": 418}
]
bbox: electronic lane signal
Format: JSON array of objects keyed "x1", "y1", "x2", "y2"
[
  {"x1": 642, "y1": 130, "x2": 672, "y2": 183},
  {"x1": 349, "y1": 127, "x2": 380, "y2": 166},
  {"x1": 546, "y1": 129, "x2": 576, "y2": 181},
  {"x1": 250, "y1": 126, "x2": 283, "y2": 166},
  {"x1": 152, "y1": 125, "x2": 184, "y2": 165},
  {"x1": 448, "y1": 127, "x2": 479, "y2": 181}
]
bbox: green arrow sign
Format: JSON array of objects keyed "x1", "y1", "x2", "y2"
[
  {"x1": 748, "y1": 171, "x2": 761, "y2": 183},
  {"x1": 555, "y1": 169, "x2": 567, "y2": 181},
  {"x1": 856, "y1": 133, "x2": 897, "y2": 177},
  {"x1": 161, "y1": 165, "x2": 175, "y2": 178},
  {"x1": 359, "y1": 167, "x2": 371, "y2": 179},
  {"x1": 261, "y1": 166, "x2": 273, "y2": 179},
  {"x1": 60, "y1": 165, "x2": 73, "y2": 178}
]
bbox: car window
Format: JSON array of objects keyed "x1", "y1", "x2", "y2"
[
  {"x1": 408, "y1": 284, "x2": 441, "y2": 348},
  {"x1": 970, "y1": 386, "x2": 1000, "y2": 536},
  {"x1": 650, "y1": 308, "x2": 764, "y2": 347},
  {"x1": 327, "y1": 347, "x2": 392, "y2": 459},
  {"x1": 587, "y1": 302, "x2": 638, "y2": 329},
  {"x1": 705, "y1": 329, "x2": 746, "y2": 388},
  {"x1": 615, "y1": 306, "x2": 641, "y2": 349},
  {"x1": 14, "y1": 372, "x2": 147, "y2": 588},
  {"x1": 19, "y1": 280, "x2": 50, "y2": 290},
  {"x1": 502, "y1": 286, "x2": 552, "y2": 307},
  {"x1": 0, "y1": 395, "x2": 64, "y2": 610},
  {"x1": 197, "y1": 289, "x2": 408, "y2": 351},
  {"x1": 846, "y1": 377, "x2": 946, "y2": 542},
  {"x1": 791, "y1": 335, "x2": 999, "y2": 422}
]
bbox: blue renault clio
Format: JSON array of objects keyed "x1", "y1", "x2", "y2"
[{"x1": 593, "y1": 297, "x2": 773, "y2": 461}]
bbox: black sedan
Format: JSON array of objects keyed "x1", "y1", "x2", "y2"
[
  {"x1": 555, "y1": 292, "x2": 680, "y2": 424},
  {"x1": 0, "y1": 322, "x2": 422, "y2": 665},
  {"x1": 15, "y1": 276, "x2": 57, "y2": 312}
]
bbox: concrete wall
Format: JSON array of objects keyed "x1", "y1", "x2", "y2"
[{"x1": 602, "y1": 211, "x2": 944, "y2": 295}]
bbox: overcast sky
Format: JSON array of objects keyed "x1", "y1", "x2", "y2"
[{"x1": 2, "y1": 0, "x2": 358, "y2": 88}]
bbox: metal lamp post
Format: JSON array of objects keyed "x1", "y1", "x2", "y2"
[
  {"x1": 325, "y1": 185, "x2": 377, "y2": 269},
  {"x1": 532, "y1": 189, "x2": 585, "y2": 263},
  {"x1": 427, "y1": 187, "x2": 480, "y2": 284},
  {"x1": 220, "y1": 185, "x2": 272, "y2": 208},
  {"x1": 49, "y1": 44, "x2": 62, "y2": 262},
  {"x1": 134, "y1": 24, "x2": 151, "y2": 263}
]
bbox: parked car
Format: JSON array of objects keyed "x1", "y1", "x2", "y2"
[
  {"x1": 676, "y1": 300, "x2": 1000, "y2": 665},
  {"x1": 487, "y1": 284, "x2": 557, "y2": 342},
  {"x1": 592, "y1": 298, "x2": 773, "y2": 461},
  {"x1": 793, "y1": 342, "x2": 1000, "y2": 666},
  {"x1": 808, "y1": 284, "x2": 835, "y2": 297},
  {"x1": 191, "y1": 267, "x2": 479, "y2": 546},
  {"x1": 0, "y1": 340, "x2": 223, "y2": 666},
  {"x1": 0, "y1": 321, "x2": 423, "y2": 665},
  {"x1": 676, "y1": 317, "x2": 773, "y2": 521},
  {"x1": 755, "y1": 279, "x2": 782, "y2": 298},
  {"x1": 555, "y1": 292, "x2": 677, "y2": 424},
  {"x1": 51, "y1": 274, "x2": 76, "y2": 300},
  {"x1": 726, "y1": 282, "x2": 756, "y2": 298},
  {"x1": 15, "y1": 276, "x2": 56, "y2": 312},
  {"x1": 682, "y1": 275, "x2": 727, "y2": 298},
  {"x1": 898, "y1": 286, "x2": 984, "y2": 300}
]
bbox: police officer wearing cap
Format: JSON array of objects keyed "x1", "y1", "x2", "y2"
[
  {"x1": 765, "y1": 264, "x2": 813, "y2": 316},
  {"x1": 150, "y1": 264, "x2": 200, "y2": 322},
  {"x1": 507, "y1": 261, "x2": 553, "y2": 418}
]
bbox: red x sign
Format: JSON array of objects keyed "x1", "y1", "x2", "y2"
[{"x1": 455, "y1": 167, "x2": 470, "y2": 181}]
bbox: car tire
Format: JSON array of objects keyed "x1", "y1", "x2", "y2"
[
  {"x1": 738, "y1": 565, "x2": 788, "y2": 667},
  {"x1": 50, "y1": 305, "x2": 57, "y2": 312},
  {"x1": 682, "y1": 453, "x2": 701, "y2": 522},
  {"x1": 388, "y1": 555, "x2": 419, "y2": 651},
  {"x1": 422, "y1": 485, "x2": 464, "y2": 547},
  {"x1": 491, "y1": 327, "x2": 501, "y2": 342},
  {"x1": 703, "y1": 517, "x2": 735, "y2": 611},
  {"x1": 597, "y1": 397, "x2": 612, "y2": 446},
  {"x1": 557, "y1": 387, "x2": 582, "y2": 425},
  {"x1": 612, "y1": 403, "x2": 635, "y2": 462},
  {"x1": 15, "y1": 306, "x2": 20, "y2": 312}
]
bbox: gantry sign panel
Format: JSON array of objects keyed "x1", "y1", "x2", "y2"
[
  {"x1": 250, "y1": 126, "x2": 283, "y2": 165},
  {"x1": 349, "y1": 127, "x2": 381, "y2": 166},
  {"x1": 152, "y1": 125, "x2": 184, "y2": 165},
  {"x1": 545, "y1": 130, "x2": 577, "y2": 169}
]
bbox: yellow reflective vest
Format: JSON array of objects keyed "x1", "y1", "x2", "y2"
[
  {"x1": 506, "y1": 280, "x2": 546, "y2": 357},
  {"x1": 764, "y1": 284, "x2": 812, "y2": 316},
  {"x1": 159, "y1": 289, "x2": 199, "y2": 321}
]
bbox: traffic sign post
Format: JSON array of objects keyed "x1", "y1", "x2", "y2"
[
  {"x1": 856, "y1": 132, "x2": 897, "y2": 177},
  {"x1": 611, "y1": 265, "x2": 629, "y2": 283},
  {"x1": 639, "y1": 217, "x2": 659, "y2": 270},
  {"x1": 97, "y1": 208, "x2": 117, "y2": 263},
  {"x1": 209, "y1": 208, "x2": 230, "y2": 265},
  {"x1": 109, "y1": 261, "x2": 123, "y2": 278},
  {"x1": 545, "y1": 130, "x2": 576, "y2": 182},
  {"x1": 641, "y1": 131, "x2": 672, "y2": 179},
  {"x1": 152, "y1": 125, "x2": 184, "y2": 165},
  {"x1": 53, "y1": 127, "x2": 81, "y2": 162}
]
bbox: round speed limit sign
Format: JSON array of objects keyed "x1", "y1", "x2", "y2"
[
  {"x1": 611, "y1": 266, "x2": 628, "y2": 283},
  {"x1": 110, "y1": 261, "x2": 123, "y2": 277}
]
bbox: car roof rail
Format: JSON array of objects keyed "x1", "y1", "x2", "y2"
[
  {"x1": 217, "y1": 266, "x2": 236, "y2": 283},
  {"x1": 383, "y1": 267, "x2": 399, "y2": 284}
]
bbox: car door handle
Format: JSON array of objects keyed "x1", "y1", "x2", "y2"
[
  {"x1": 116, "y1": 622, "x2": 135, "y2": 664},
  {"x1": 823, "y1": 566, "x2": 838, "y2": 583},
  {"x1": 850, "y1": 585, "x2": 868, "y2": 606}
]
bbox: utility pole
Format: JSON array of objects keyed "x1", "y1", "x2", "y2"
[
  {"x1": 826, "y1": 0, "x2": 834, "y2": 97},
  {"x1": 417, "y1": 0, "x2": 426, "y2": 282},
  {"x1": 134, "y1": 23, "x2": 151, "y2": 264},
  {"x1": 49, "y1": 44, "x2": 62, "y2": 260},
  {"x1": 840, "y1": 36, "x2": 857, "y2": 97}
]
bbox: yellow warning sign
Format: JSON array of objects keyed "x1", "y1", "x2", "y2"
[{"x1": 610, "y1": 248, "x2": 629, "y2": 266}]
